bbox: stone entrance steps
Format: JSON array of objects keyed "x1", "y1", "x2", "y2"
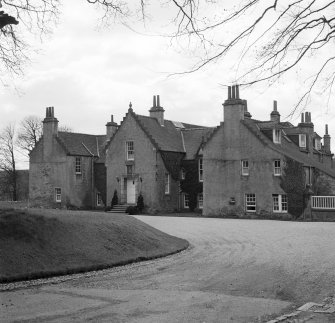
[{"x1": 109, "y1": 204, "x2": 131, "y2": 214}]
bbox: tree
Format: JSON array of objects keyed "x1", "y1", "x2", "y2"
[
  {"x1": 0, "y1": 123, "x2": 18, "y2": 201},
  {"x1": 2, "y1": 1, "x2": 334, "y2": 112},
  {"x1": 17, "y1": 115, "x2": 43, "y2": 154}
]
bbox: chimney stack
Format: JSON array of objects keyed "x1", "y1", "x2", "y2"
[
  {"x1": 106, "y1": 114, "x2": 118, "y2": 140},
  {"x1": 270, "y1": 100, "x2": 280, "y2": 122},
  {"x1": 324, "y1": 124, "x2": 331, "y2": 153},
  {"x1": 149, "y1": 94, "x2": 165, "y2": 126},
  {"x1": 42, "y1": 106, "x2": 59, "y2": 159}
]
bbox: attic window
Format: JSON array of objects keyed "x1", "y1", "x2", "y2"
[
  {"x1": 75, "y1": 157, "x2": 81, "y2": 174},
  {"x1": 199, "y1": 158, "x2": 203, "y2": 182},
  {"x1": 314, "y1": 138, "x2": 321, "y2": 150},
  {"x1": 273, "y1": 129, "x2": 281, "y2": 144},
  {"x1": 299, "y1": 134, "x2": 306, "y2": 148},
  {"x1": 181, "y1": 168, "x2": 186, "y2": 180}
]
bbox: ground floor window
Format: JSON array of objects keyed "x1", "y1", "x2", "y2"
[
  {"x1": 245, "y1": 193, "x2": 256, "y2": 212},
  {"x1": 184, "y1": 193, "x2": 189, "y2": 208},
  {"x1": 198, "y1": 193, "x2": 203, "y2": 209},
  {"x1": 55, "y1": 188, "x2": 61, "y2": 202},
  {"x1": 96, "y1": 192, "x2": 102, "y2": 206},
  {"x1": 273, "y1": 194, "x2": 288, "y2": 212}
]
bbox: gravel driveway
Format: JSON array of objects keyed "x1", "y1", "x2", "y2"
[{"x1": 2, "y1": 216, "x2": 335, "y2": 322}]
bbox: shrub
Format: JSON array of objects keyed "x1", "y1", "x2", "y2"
[
  {"x1": 126, "y1": 206, "x2": 138, "y2": 215},
  {"x1": 111, "y1": 190, "x2": 118, "y2": 208},
  {"x1": 137, "y1": 194, "x2": 144, "y2": 213}
]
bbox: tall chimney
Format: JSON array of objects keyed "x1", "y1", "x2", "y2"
[
  {"x1": 324, "y1": 124, "x2": 331, "y2": 153},
  {"x1": 106, "y1": 114, "x2": 118, "y2": 140},
  {"x1": 270, "y1": 100, "x2": 280, "y2": 122},
  {"x1": 149, "y1": 94, "x2": 165, "y2": 126},
  {"x1": 298, "y1": 111, "x2": 314, "y2": 153},
  {"x1": 43, "y1": 106, "x2": 59, "y2": 159}
]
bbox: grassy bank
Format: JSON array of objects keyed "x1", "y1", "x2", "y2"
[{"x1": 0, "y1": 208, "x2": 188, "y2": 283}]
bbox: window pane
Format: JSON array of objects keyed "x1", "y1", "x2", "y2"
[
  {"x1": 126, "y1": 141, "x2": 134, "y2": 160},
  {"x1": 165, "y1": 173, "x2": 170, "y2": 194},
  {"x1": 199, "y1": 158, "x2": 203, "y2": 181},
  {"x1": 245, "y1": 194, "x2": 256, "y2": 211},
  {"x1": 75, "y1": 157, "x2": 81, "y2": 174}
]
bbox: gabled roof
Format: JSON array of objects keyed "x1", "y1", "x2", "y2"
[
  {"x1": 182, "y1": 127, "x2": 215, "y2": 160},
  {"x1": 243, "y1": 119, "x2": 335, "y2": 178},
  {"x1": 56, "y1": 132, "x2": 106, "y2": 158}
]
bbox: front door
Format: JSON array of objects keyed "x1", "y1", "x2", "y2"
[{"x1": 126, "y1": 179, "x2": 136, "y2": 204}]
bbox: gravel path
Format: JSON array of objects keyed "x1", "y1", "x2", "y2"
[{"x1": 1, "y1": 216, "x2": 335, "y2": 322}]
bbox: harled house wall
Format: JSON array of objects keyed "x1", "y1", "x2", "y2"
[
  {"x1": 106, "y1": 114, "x2": 179, "y2": 213},
  {"x1": 29, "y1": 138, "x2": 94, "y2": 208},
  {"x1": 203, "y1": 123, "x2": 287, "y2": 217}
]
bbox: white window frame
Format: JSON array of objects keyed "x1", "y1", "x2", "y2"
[
  {"x1": 199, "y1": 158, "x2": 203, "y2": 182},
  {"x1": 55, "y1": 188, "x2": 61, "y2": 202},
  {"x1": 241, "y1": 160, "x2": 249, "y2": 176},
  {"x1": 273, "y1": 194, "x2": 288, "y2": 213},
  {"x1": 75, "y1": 157, "x2": 81, "y2": 174},
  {"x1": 245, "y1": 194, "x2": 256, "y2": 212},
  {"x1": 198, "y1": 193, "x2": 203, "y2": 209},
  {"x1": 165, "y1": 173, "x2": 170, "y2": 194},
  {"x1": 184, "y1": 193, "x2": 189, "y2": 208},
  {"x1": 126, "y1": 141, "x2": 134, "y2": 160},
  {"x1": 181, "y1": 168, "x2": 186, "y2": 180},
  {"x1": 314, "y1": 138, "x2": 321, "y2": 150},
  {"x1": 274, "y1": 160, "x2": 281, "y2": 176},
  {"x1": 96, "y1": 192, "x2": 102, "y2": 206},
  {"x1": 273, "y1": 129, "x2": 281, "y2": 144},
  {"x1": 299, "y1": 134, "x2": 307, "y2": 148}
]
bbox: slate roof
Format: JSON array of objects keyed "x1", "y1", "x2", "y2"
[
  {"x1": 242, "y1": 119, "x2": 335, "y2": 178},
  {"x1": 57, "y1": 132, "x2": 106, "y2": 158},
  {"x1": 182, "y1": 128, "x2": 215, "y2": 160}
]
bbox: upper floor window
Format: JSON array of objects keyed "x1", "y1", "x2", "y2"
[
  {"x1": 241, "y1": 160, "x2": 249, "y2": 176},
  {"x1": 199, "y1": 158, "x2": 203, "y2": 182},
  {"x1": 165, "y1": 173, "x2": 170, "y2": 194},
  {"x1": 55, "y1": 188, "x2": 61, "y2": 202},
  {"x1": 273, "y1": 194, "x2": 288, "y2": 212},
  {"x1": 245, "y1": 193, "x2": 256, "y2": 212},
  {"x1": 75, "y1": 157, "x2": 81, "y2": 174},
  {"x1": 299, "y1": 134, "x2": 306, "y2": 148},
  {"x1": 181, "y1": 168, "x2": 186, "y2": 180},
  {"x1": 274, "y1": 160, "x2": 281, "y2": 176},
  {"x1": 314, "y1": 138, "x2": 321, "y2": 150},
  {"x1": 273, "y1": 129, "x2": 281, "y2": 144},
  {"x1": 126, "y1": 141, "x2": 134, "y2": 160},
  {"x1": 198, "y1": 193, "x2": 203, "y2": 209}
]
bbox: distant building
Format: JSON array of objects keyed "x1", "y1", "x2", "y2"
[{"x1": 203, "y1": 85, "x2": 335, "y2": 218}]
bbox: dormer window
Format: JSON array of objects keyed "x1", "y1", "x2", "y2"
[
  {"x1": 274, "y1": 160, "x2": 281, "y2": 176},
  {"x1": 273, "y1": 129, "x2": 281, "y2": 144},
  {"x1": 314, "y1": 138, "x2": 321, "y2": 150},
  {"x1": 299, "y1": 134, "x2": 306, "y2": 148}
]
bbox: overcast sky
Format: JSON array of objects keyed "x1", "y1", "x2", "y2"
[{"x1": 1, "y1": 1, "x2": 335, "y2": 168}]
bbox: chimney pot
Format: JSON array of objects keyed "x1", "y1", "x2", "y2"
[
  {"x1": 305, "y1": 112, "x2": 309, "y2": 123},
  {"x1": 232, "y1": 86, "x2": 236, "y2": 99},
  {"x1": 273, "y1": 100, "x2": 277, "y2": 111},
  {"x1": 236, "y1": 85, "x2": 240, "y2": 99},
  {"x1": 326, "y1": 124, "x2": 329, "y2": 135},
  {"x1": 157, "y1": 95, "x2": 160, "y2": 107},
  {"x1": 228, "y1": 86, "x2": 232, "y2": 99},
  {"x1": 153, "y1": 95, "x2": 156, "y2": 108},
  {"x1": 301, "y1": 113, "x2": 304, "y2": 123}
]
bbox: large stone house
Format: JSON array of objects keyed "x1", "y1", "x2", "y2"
[
  {"x1": 29, "y1": 89, "x2": 335, "y2": 218},
  {"x1": 203, "y1": 85, "x2": 335, "y2": 218},
  {"x1": 105, "y1": 96, "x2": 212, "y2": 213}
]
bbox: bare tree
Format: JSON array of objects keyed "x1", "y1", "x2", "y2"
[
  {"x1": 17, "y1": 115, "x2": 43, "y2": 154},
  {"x1": 0, "y1": 123, "x2": 17, "y2": 201},
  {"x1": 2, "y1": 1, "x2": 334, "y2": 112},
  {"x1": 58, "y1": 125, "x2": 73, "y2": 132}
]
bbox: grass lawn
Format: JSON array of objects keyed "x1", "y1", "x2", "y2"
[{"x1": 0, "y1": 208, "x2": 188, "y2": 283}]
